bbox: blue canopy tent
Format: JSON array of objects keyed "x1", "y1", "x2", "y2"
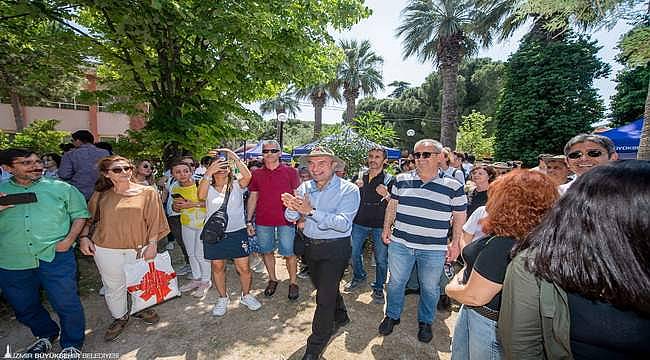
[
  {"x1": 600, "y1": 117, "x2": 643, "y2": 160},
  {"x1": 292, "y1": 129, "x2": 401, "y2": 159},
  {"x1": 236, "y1": 140, "x2": 292, "y2": 161}
]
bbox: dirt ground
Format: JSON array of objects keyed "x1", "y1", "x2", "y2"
[{"x1": 1, "y1": 247, "x2": 458, "y2": 359}]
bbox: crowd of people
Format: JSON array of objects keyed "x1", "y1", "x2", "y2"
[{"x1": 0, "y1": 129, "x2": 648, "y2": 360}]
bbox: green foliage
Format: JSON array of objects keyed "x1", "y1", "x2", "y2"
[
  {"x1": 260, "y1": 87, "x2": 302, "y2": 117},
  {"x1": 494, "y1": 31, "x2": 610, "y2": 166},
  {"x1": 610, "y1": 64, "x2": 650, "y2": 127},
  {"x1": 9, "y1": 120, "x2": 70, "y2": 154},
  {"x1": 0, "y1": 130, "x2": 9, "y2": 150},
  {"x1": 457, "y1": 111, "x2": 494, "y2": 158},
  {"x1": 618, "y1": 24, "x2": 650, "y2": 67},
  {"x1": 352, "y1": 111, "x2": 397, "y2": 147}
]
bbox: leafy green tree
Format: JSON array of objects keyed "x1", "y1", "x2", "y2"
[
  {"x1": 27, "y1": 0, "x2": 368, "y2": 162},
  {"x1": 388, "y1": 81, "x2": 411, "y2": 98},
  {"x1": 397, "y1": 0, "x2": 497, "y2": 150},
  {"x1": 296, "y1": 82, "x2": 341, "y2": 140},
  {"x1": 259, "y1": 87, "x2": 302, "y2": 118},
  {"x1": 10, "y1": 120, "x2": 70, "y2": 154},
  {"x1": 457, "y1": 111, "x2": 494, "y2": 158},
  {"x1": 352, "y1": 111, "x2": 397, "y2": 146},
  {"x1": 337, "y1": 39, "x2": 384, "y2": 123},
  {"x1": 0, "y1": 2, "x2": 87, "y2": 130},
  {"x1": 494, "y1": 31, "x2": 610, "y2": 166},
  {"x1": 610, "y1": 64, "x2": 650, "y2": 127}
]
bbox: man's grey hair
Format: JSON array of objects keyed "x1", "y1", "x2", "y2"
[
  {"x1": 563, "y1": 134, "x2": 616, "y2": 157},
  {"x1": 262, "y1": 139, "x2": 281, "y2": 149},
  {"x1": 414, "y1": 139, "x2": 443, "y2": 152}
]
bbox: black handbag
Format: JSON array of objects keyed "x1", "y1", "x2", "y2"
[{"x1": 200, "y1": 181, "x2": 232, "y2": 244}]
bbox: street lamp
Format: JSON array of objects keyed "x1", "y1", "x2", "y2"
[
  {"x1": 277, "y1": 112, "x2": 288, "y2": 150},
  {"x1": 242, "y1": 124, "x2": 250, "y2": 160}
]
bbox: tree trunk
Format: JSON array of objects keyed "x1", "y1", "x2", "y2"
[
  {"x1": 439, "y1": 61, "x2": 460, "y2": 150},
  {"x1": 9, "y1": 88, "x2": 25, "y2": 131},
  {"x1": 311, "y1": 92, "x2": 326, "y2": 140},
  {"x1": 343, "y1": 87, "x2": 358, "y2": 124},
  {"x1": 637, "y1": 76, "x2": 650, "y2": 160}
]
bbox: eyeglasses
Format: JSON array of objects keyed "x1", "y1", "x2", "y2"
[
  {"x1": 109, "y1": 166, "x2": 133, "y2": 174},
  {"x1": 567, "y1": 150, "x2": 604, "y2": 160},
  {"x1": 412, "y1": 152, "x2": 438, "y2": 159},
  {"x1": 12, "y1": 160, "x2": 43, "y2": 166},
  {"x1": 262, "y1": 149, "x2": 280, "y2": 154}
]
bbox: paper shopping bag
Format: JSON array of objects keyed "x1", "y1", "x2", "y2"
[{"x1": 125, "y1": 251, "x2": 180, "y2": 314}]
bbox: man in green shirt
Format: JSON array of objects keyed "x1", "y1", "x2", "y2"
[{"x1": 0, "y1": 148, "x2": 89, "y2": 357}]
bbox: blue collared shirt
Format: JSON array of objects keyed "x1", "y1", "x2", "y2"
[
  {"x1": 58, "y1": 143, "x2": 110, "y2": 200},
  {"x1": 285, "y1": 175, "x2": 360, "y2": 240}
]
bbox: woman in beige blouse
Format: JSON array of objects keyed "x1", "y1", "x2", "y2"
[{"x1": 79, "y1": 155, "x2": 170, "y2": 342}]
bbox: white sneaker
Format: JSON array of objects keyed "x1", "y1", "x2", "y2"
[
  {"x1": 212, "y1": 296, "x2": 230, "y2": 316},
  {"x1": 165, "y1": 242, "x2": 175, "y2": 251},
  {"x1": 99, "y1": 286, "x2": 106, "y2": 296},
  {"x1": 191, "y1": 281, "x2": 211, "y2": 299},
  {"x1": 180, "y1": 279, "x2": 201, "y2": 293},
  {"x1": 240, "y1": 293, "x2": 262, "y2": 311}
]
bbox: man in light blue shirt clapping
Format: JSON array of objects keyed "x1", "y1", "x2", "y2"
[{"x1": 282, "y1": 147, "x2": 360, "y2": 360}]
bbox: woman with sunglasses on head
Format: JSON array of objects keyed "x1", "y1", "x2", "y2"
[
  {"x1": 559, "y1": 134, "x2": 618, "y2": 195},
  {"x1": 197, "y1": 148, "x2": 262, "y2": 316},
  {"x1": 78, "y1": 156, "x2": 170, "y2": 342},
  {"x1": 132, "y1": 159, "x2": 155, "y2": 187},
  {"x1": 499, "y1": 161, "x2": 650, "y2": 360},
  {"x1": 445, "y1": 170, "x2": 558, "y2": 360}
]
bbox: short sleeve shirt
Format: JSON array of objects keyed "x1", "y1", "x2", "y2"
[
  {"x1": 206, "y1": 180, "x2": 246, "y2": 232},
  {"x1": 461, "y1": 235, "x2": 515, "y2": 311},
  {"x1": 0, "y1": 177, "x2": 90, "y2": 270},
  {"x1": 248, "y1": 164, "x2": 300, "y2": 226},
  {"x1": 171, "y1": 183, "x2": 206, "y2": 229}
]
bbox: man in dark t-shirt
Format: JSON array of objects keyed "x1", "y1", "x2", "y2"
[{"x1": 346, "y1": 148, "x2": 394, "y2": 305}]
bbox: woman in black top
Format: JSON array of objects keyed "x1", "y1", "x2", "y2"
[
  {"x1": 466, "y1": 165, "x2": 496, "y2": 217},
  {"x1": 445, "y1": 170, "x2": 558, "y2": 360},
  {"x1": 499, "y1": 160, "x2": 650, "y2": 360}
]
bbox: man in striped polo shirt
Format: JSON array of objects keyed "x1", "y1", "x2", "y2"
[{"x1": 378, "y1": 139, "x2": 467, "y2": 343}]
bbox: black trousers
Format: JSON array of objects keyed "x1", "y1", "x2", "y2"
[{"x1": 304, "y1": 237, "x2": 351, "y2": 355}]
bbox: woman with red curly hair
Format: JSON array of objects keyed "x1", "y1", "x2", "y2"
[{"x1": 446, "y1": 170, "x2": 558, "y2": 360}]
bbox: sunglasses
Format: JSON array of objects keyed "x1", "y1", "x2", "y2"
[
  {"x1": 412, "y1": 152, "x2": 438, "y2": 159},
  {"x1": 109, "y1": 166, "x2": 133, "y2": 174},
  {"x1": 567, "y1": 150, "x2": 604, "y2": 160},
  {"x1": 262, "y1": 149, "x2": 281, "y2": 154}
]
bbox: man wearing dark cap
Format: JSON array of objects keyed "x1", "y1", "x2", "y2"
[{"x1": 58, "y1": 130, "x2": 109, "y2": 200}]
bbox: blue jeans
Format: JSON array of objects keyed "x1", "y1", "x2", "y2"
[
  {"x1": 350, "y1": 224, "x2": 387, "y2": 289},
  {"x1": 255, "y1": 225, "x2": 296, "y2": 256},
  {"x1": 451, "y1": 305, "x2": 503, "y2": 360},
  {"x1": 385, "y1": 241, "x2": 445, "y2": 324},
  {"x1": 0, "y1": 249, "x2": 85, "y2": 349}
]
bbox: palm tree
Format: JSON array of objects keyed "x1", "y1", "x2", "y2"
[
  {"x1": 388, "y1": 81, "x2": 411, "y2": 98},
  {"x1": 259, "y1": 87, "x2": 301, "y2": 117},
  {"x1": 296, "y1": 82, "x2": 341, "y2": 140},
  {"x1": 337, "y1": 39, "x2": 384, "y2": 123},
  {"x1": 397, "y1": 0, "x2": 494, "y2": 149}
]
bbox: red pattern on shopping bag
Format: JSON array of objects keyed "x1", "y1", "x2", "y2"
[{"x1": 127, "y1": 262, "x2": 177, "y2": 303}]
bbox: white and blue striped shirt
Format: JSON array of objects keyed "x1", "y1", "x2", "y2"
[{"x1": 391, "y1": 170, "x2": 467, "y2": 251}]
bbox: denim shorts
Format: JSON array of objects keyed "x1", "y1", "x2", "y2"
[{"x1": 255, "y1": 225, "x2": 296, "y2": 256}]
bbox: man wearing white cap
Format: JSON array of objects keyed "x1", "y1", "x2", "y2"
[{"x1": 282, "y1": 147, "x2": 360, "y2": 360}]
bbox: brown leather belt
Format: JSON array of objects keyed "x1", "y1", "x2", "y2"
[{"x1": 468, "y1": 305, "x2": 499, "y2": 322}]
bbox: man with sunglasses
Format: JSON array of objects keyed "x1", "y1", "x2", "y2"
[
  {"x1": 0, "y1": 148, "x2": 89, "y2": 356},
  {"x1": 246, "y1": 140, "x2": 301, "y2": 300},
  {"x1": 560, "y1": 134, "x2": 618, "y2": 195},
  {"x1": 379, "y1": 139, "x2": 467, "y2": 343}
]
